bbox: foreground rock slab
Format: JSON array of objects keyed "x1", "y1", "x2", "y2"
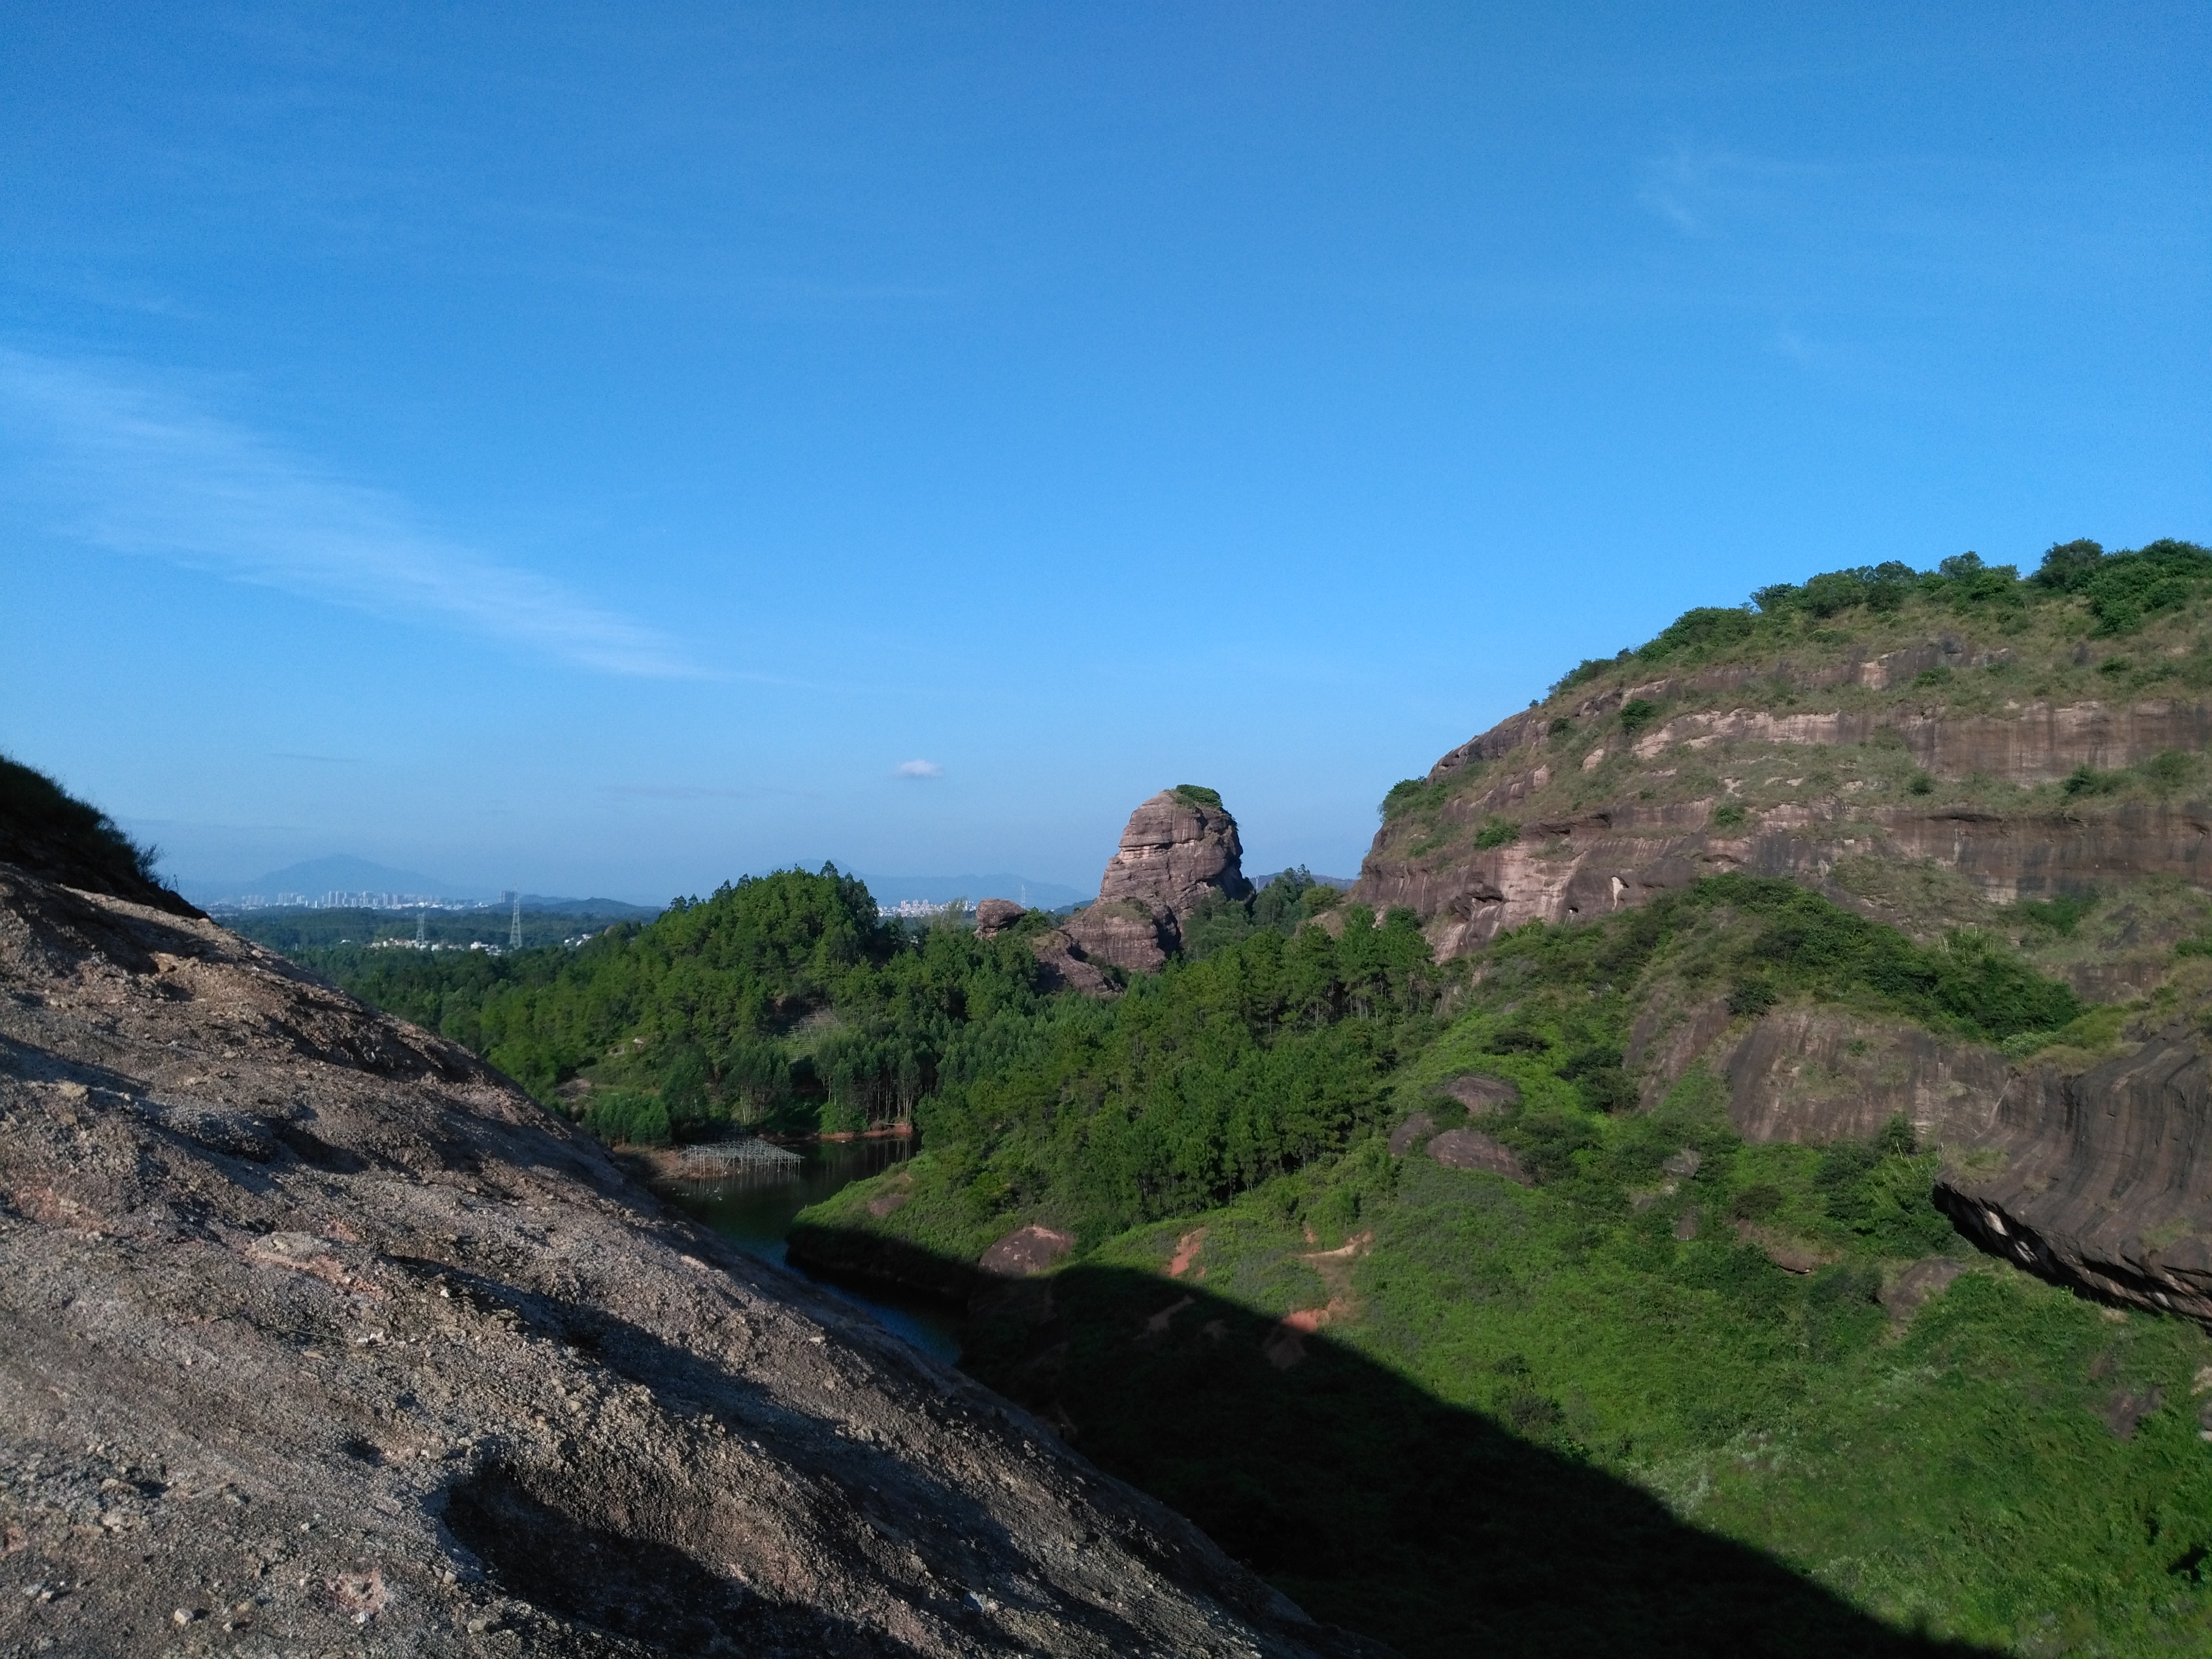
[{"x1": 0, "y1": 866, "x2": 1381, "y2": 1657}]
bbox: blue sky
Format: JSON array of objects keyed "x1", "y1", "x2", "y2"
[{"x1": 2, "y1": 3, "x2": 2205, "y2": 902}]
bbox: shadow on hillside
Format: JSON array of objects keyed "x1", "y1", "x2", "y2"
[{"x1": 824, "y1": 1237, "x2": 1998, "y2": 1659}]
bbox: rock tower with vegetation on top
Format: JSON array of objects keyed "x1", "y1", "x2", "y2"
[{"x1": 1061, "y1": 786, "x2": 1253, "y2": 973}]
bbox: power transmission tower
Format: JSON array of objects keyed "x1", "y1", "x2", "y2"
[
  {"x1": 416, "y1": 908, "x2": 426, "y2": 948},
  {"x1": 510, "y1": 891, "x2": 523, "y2": 951}
]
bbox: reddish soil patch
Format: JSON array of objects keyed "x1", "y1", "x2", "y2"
[
  {"x1": 1165, "y1": 1228, "x2": 1207, "y2": 1279},
  {"x1": 810, "y1": 1123, "x2": 917, "y2": 1144},
  {"x1": 1425, "y1": 1129, "x2": 1532, "y2": 1184},
  {"x1": 1263, "y1": 1233, "x2": 1374, "y2": 1369},
  {"x1": 979, "y1": 1224, "x2": 1075, "y2": 1278}
]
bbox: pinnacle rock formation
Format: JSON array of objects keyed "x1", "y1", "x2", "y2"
[
  {"x1": 1063, "y1": 789, "x2": 1251, "y2": 973},
  {"x1": 0, "y1": 858, "x2": 1378, "y2": 1658}
]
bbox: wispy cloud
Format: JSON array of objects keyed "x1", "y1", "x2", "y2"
[
  {"x1": 893, "y1": 759, "x2": 943, "y2": 779},
  {"x1": 0, "y1": 348, "x2": 700, "y2": 677},
  {"x1": 1636, "y1": 146, "x2": 1826, "y2": 237}
]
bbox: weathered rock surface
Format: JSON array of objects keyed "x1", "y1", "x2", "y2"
[
  {"x1": 1422, "y1": 1130, "x2": 1530, "y2": 1183},
  {"x1": 979, "y1": 1226, "x2": 1076, "y2": 1279},
  {"x1": 0, "y1": 864, "x2": 1380, "y2": 1657},
  {"x1": 1026, "y1": 929, "x2": 1118, "y2": 998},
  {"x1": 1442, "y1": 1075, "x2": 1520, "y2": 1117},
  {"x1": 1096, "y1": 791, "x2": 1251, "y2": 920},
  {"x1": 974, "y1": 898, "x2": 1026, "y2": 938},
  {"x1": 1695, "y1": 1008, "x2": 2011, "y2": 1147},
  {"x1": 1935, "y1": 1028, "x2": 2212, "y2": 1325},
  {"x1": 1355, "y1": 642, "x2": 2212, "y2": 959},
  {"x1": 1629, "y1": 991, "x2": 2212, "y2": 1328},
  {"x1": 1064, "y1": 791, "x2": 1251, "y2": 973},
  {"x1": 1061, "y1": 901, "x2": 1176, "y2": 975}
]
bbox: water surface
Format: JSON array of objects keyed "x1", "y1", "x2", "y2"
[{"x1": 667, "y1": 1137, "x2": 962, "y2": 1364}]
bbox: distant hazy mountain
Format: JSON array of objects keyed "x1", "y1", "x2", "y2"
[{"x1": 857, "y1": 873, "x2": 1087, "y2": 910}]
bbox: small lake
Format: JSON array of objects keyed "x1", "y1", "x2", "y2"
[{"x1": 664, "y1": 1136, "x2": 963, "y2": 1365}]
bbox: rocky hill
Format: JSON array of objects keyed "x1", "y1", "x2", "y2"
[
  {"x1": 1355, "y1": 542, "x2": 2212, "y2": 983},
  {"x1": 1349, "y1": 539, "x2": 2212, "y2": 1325},
  {"x1": 0, "y1": 780, "x2": 1379, "y2": 1655}
]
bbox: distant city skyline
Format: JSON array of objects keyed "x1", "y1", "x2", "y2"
[{"x1": 4, "y1": 3, "x2": 2203, "y2": 902}]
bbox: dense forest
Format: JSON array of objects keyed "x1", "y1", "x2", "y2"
[{"x1": 287, "y1": 863, "x2": 1443, "y2": 1229}]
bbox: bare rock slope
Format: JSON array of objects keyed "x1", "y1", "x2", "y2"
[{"x1": 0, "y1": 864, "x2": 1379, "y2": 1657}]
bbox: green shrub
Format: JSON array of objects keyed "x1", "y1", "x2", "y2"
[
  {"x1": 584, "y1": 1088, "x2": 671, "y2": 1147},
  {"x1": 1637, "y1": 605, "x2": 1758, "y2": 661},
  {"x1": 1907, "y1": 772, "x2": 1936, "y2": 795},
  {"x1": 2143, "y1": 749, "x2": 2193, "y2": 792},
  {"x1": 1727, "y1": 979, "x2": 1778, "y2": 1018},
  {"x1": 1473, "y1": 817, "x2": 1519, "y2": 850},
  {"x1": 1380, "y1": 777, "x2": 1450, "y2": 820},
  {"x1": 0, "y1": 753, "x2": 168, "y2": 902},
  {"x1": 2062, "y1": 765, "x2": 2120, "y2": 797},
  {"x1": 2016, "y1": 892, "x2": 2096, "y2": 935},
  {"x1": 1710, "y1": 803, "x2": 1747, "y2": 830},
  {"x1": 1618, "y1": 699, "x2": 1660, "y2": 735}
]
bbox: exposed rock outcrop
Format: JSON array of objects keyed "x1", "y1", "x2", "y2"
[
  {"x1": 1063, "y1": 790, "x2": 1251, "y2": 973},
  {"x1": 1628, "y1": 991, "x2": 2212, "y2": 1328},
  {"x1": 1095, "y1": 790, "x2": 1252, "y2": 919},
  {"x1": 1936, "y1": 1030, "x2": 2212, "y2": 1324},
  {"x1": 1026, "y1": 928, "x2": 1118, "y2": 997},
  {"x1": 1061, "y1": 900, "x2": 1177, "y2": 975},
  {"x1": 0, "y1": 863, "x2": 1378, "y2": 1657},
  {"x1": 1356, "y1": 630, "x2": 2212, "y2": 959},
  {"x1": 974, "y1": 898, "x2": 1025, "y2": 938}
]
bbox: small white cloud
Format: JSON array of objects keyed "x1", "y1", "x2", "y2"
[{"x1": 894, "y1": 759, "x2": 943, "y2": 779}]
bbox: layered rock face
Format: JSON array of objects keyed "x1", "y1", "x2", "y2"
[
  {"x1": 0, "y1": 864, "x2": 1375, "y2": 1657},
  {"x1": 1936, "y1": 1032, "x2": 2212, "y2": 1323},
  {"x1": 1063, "y1": 791, "x2": 1251, "y2": 973},
  {"x1": 1620, "y1": 987, "x2": 2212, "y2": 1325},
  {"x1": 1356, "y1": 636, "x2": 2212, "y2": 962}
]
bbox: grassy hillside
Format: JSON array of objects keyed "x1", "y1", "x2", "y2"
[{"x1": 808, "y1": 877, "x2": 2212, "y2": 1655}]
